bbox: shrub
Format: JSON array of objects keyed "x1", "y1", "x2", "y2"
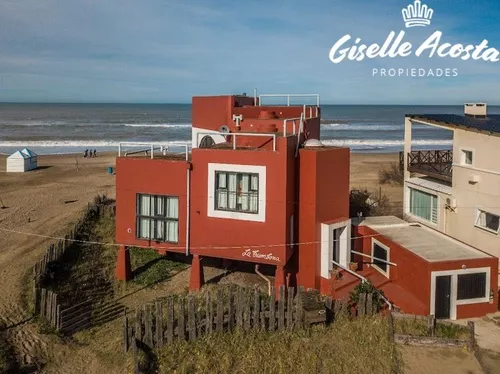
[
  {"x1": 349, "y1": 280, "x2": 386, "y2": 310},
  {"x1": 378, "y1": 163, "x2": 403, "y2": 186}
]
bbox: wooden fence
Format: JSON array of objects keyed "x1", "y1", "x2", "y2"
[
  {"x1": 32, "y1": 194, "x2": 116, "y2": 334},
  {"x1": 123, "y1": 286, "x2": 379, "y2": 352}
]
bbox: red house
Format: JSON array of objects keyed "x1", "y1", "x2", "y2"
[
  {"x1": 115, "y1": 93, "x2": 351, "y2": 294},
  {"x1": 114, "y1": 93, "x2": 498, "y2": 319}
]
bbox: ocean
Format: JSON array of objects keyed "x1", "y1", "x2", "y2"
[{"x1": 1, "y1": 104, "x2": 498, "y2": 155}]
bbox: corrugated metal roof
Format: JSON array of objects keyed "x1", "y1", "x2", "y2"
[
  {"x1": 406, "y1": 177, "x2": 452, "y2": 195},
  {"x1": 408, "y1": 114, "x2": 500, "y2": 135},
  {"x1": 358, "y1": 216, "x2": 491, "y2": 262}
]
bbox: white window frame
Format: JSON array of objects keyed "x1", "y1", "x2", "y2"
[
  {"x1": 430, "y1": 267, "x2": 491, "y2": 320},
  {"x1": 371, "y1": 239, "x2": 390, "y2": 278},
  {"x1": 320, "y1": 220, "x2": 351, "y2": 277},
  {"x1": 407, "y1": 187, "x2": 439, "y2": 226},
  {"x1": 136, "y1": 193, "x2": 179, "y2": 243},
  {"x1": 460, "y1": 148, "x2": 474, "y2": 167},
  {"x1": 207, "y1": 163, "x2": 266, "y2": 222},
  {"x1": 474, "y1": 209, "x2": 500, "y2": 235}
]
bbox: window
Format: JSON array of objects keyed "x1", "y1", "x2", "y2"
[
  {"x1": 371, "y1": 240, "x2": 389, "y2": 276},
  {"x1": 215, "y1": 171, "x2": 259, "y2": 213},
  {"x1": 409, "y1": 188, "x2": 438, "y2": 224},
  {"x1": 457, "y1": 273, "x2": 486, "y2": 300},
  {"x1": 136, "y1": 194, "x2": 179, "y2": 242},
  {"x1": 461, "y1": 149, "x2": 473, "y2": 166},
  {"x1": 475, "y1": 210, "x2": 500, "y2": 234}
]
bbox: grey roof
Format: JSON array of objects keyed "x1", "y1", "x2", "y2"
[
  {"x1": 356, "y1": 216, "x2": 491, "y2": 262},
  {"x1": 407, "y1": 114, "x2": 500, "y2": 135},
  {"x1": 406, "y1": 177, "x2": 452, "y2": 195}
]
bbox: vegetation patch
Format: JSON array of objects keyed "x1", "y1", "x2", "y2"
[
  {"x1": 378, "y1": 163, "x2": 404, "y2": 186},
  {"x1": 156, "y1": 315, "x2": 400, "y2": 374},
  {"x1": 130, "y1": 248, "x2": 188, "y2": 287},
  {"x1": 394, "y1": 318, "x2": 469, "y2": 340}
]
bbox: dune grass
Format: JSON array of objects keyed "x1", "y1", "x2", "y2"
[
  {"x1": 394, "y1": 318, "x2": 469, "y2": 340},
  {"x1": 155, "y1": 315, "x2": 400, "y2": 374}
]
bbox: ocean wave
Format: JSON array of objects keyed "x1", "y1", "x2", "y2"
[
  {"x1": 321, "y1": 123, "x2": 439, "y2": 131},
  {"x1": 123, "y1": 123, "x2": 191, "y2": 128},
  {"x1": 0, "y1": 140, "x2": 191, "y2": 147},
  {"x1": 321, "y1": 139, "x2": 453, "y2": 147}
]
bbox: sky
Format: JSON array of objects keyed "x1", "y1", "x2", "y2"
[{"x1": 0, "y1": 0, "x2": 499, "y2": 104}]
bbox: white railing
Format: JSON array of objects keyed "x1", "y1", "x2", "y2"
[
  {"x1": 332, "y1": 259, "x2": 393, "y2": 310},
  {"x1": 350, "y1": 250, "x2": 398, "y2": 267},
  {"x1": 258, "y1": 94, "x2": 320, "y2": 107},
  {"x1": 195, "y1": 132, "x2": 277, "y2": 152},
  {"x1": 118, "y1": 142, "x2": 190, "y2": 161}
]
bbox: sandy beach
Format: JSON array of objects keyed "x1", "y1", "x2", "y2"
[{"x1": 0, "y1": 151, "x2": 402, "y2": 370}]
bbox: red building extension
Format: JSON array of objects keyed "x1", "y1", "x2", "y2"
[{"x1": 114, "y1": 93, "x2": 498, "y2": 319}]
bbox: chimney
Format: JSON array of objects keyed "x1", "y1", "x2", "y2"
[{"x1": 464, "y1": 103, "x2": 487, "y2": 117}]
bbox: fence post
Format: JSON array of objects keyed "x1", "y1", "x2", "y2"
[
  {"x1": 467, "y1": 321, "x2": 475, "y2": 352},
  {"x1": 206, "y1": 292, "x2": 213, "y2": 335},
  {"x1": 40, "y1": 288, "x2": 47, "y2": 322},
  {"x1": 52, "y1": 293, "x2": 57, "y2": 328},
  {"x1": 216, "y1": 289, "x2": 223, "y2": 333},
  {"x1": 253, "y1": 287, "x2": 260, "y2": 330},
  {"x1": 334, "y1": 300, "x2": 342, "y2": 321},
  {"x1": 358, "y1": 293, "x2": 366, "y2": 317},
  {"x1": 427, "y1": 315, "x2": 435, "y2": 337},
  {"x1": 178, "y1": 298, "x2": 186, "y2": 341},
  {"x1": 135, "y1": 308, "x2": 142, "y2": 343},
  {"x1": 155, "y1": 302, "x2": 163, "y2": 348},
  {"x1": 295, "y1": 286, "x2": 303, "y2": 329},
  {"x1": 244, "y1": 291, "x2": 251, "y2": 331},
  {"x1": 269, "y1": 286, "x2": 276, "y2": 331},
  {"x1": 227, "y1": 287, "x2": 234, "y2": 332},
  {"x1": 188, "y1": 296, "x2": 196, "y2": 341},
  {"x1": 278, "y1": 286, "x2": 285, "y2": 331},
  {"x1": 132, "y1": 338, "x2": 139, "y2": 374},
  {"x1": 324, "y1": 296, "x2": 333, "y2": 324},
  {"x1": 287, "y1": 287, "x2": 294, "y2": 330},
  {"x1": 166, "y1": 297, "x2": 174, "y2": 344},
  {"x1": 366, "y1": 293, "x2": 373, "y2": 316},
  {"x1": 144, "y1": 305, "x2": 153, "y2": 348},
  {"x1": 124, "y1": 314, "x2": 129, "y2": 353},
  {"x1": 236, "y1": 288, "x2": 243, "y2": 329},
  {"x1": 387, "y1": 312, "x2": 395, "y2": 343},
  {"x1": 56, "y1": 304, "x2": 61, "y2": 331}
]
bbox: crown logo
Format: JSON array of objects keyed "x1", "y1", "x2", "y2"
[{"x1": 402, "y1": 0, "x2": 434, "y2": 28}]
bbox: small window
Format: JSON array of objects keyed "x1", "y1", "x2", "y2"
[
  {"x1": 409, "y1": 188, "x2": 438, "y2": 224},
  {"x1": 461, "y1": 150, "x2": 473, "y2": 166},
  {"x1": 136, "y1": 194, "x2": 179, "y2": 242},
  {"x1": 457, "y1": 273, "x2": 486, "y2": 300},
  {"x1": 475, "y1": 210, "x2": 500, "y2": 234},
  {"x1": 372, "y1": 241, "x2": 389, "y2": 276},
  {"x1": 215, "y1": 171, "x2": 259, "y2": 213}
]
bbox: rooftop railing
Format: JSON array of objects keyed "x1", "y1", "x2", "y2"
[
  {"x1": 195, "y1": 132, "x2": 277, "y2": 152},
  {"x1": 118, "y1": 142, "x2": 190, "y2": 161},
  {"x1": 400, "y1": 150, "x2": 453, "y2": 182},
  {"x1": 258, "y1": 94, "x2": 320, "y2": 107}
]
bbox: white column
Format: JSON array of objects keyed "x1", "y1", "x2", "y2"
[{"x1": 403, "y1": 117, "x2": 412, "y2": 218}]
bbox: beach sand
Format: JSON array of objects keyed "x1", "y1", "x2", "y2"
[{"x1": 0, "y1": 151, "x2": 401, "y2": 370}]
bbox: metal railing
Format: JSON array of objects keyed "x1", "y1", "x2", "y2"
[
  {"x1": 195, "y1": 132, "x2": 277, "y2": 152},
  {"x1": 258, "y1": 94, "x2": 320, "y2": 107},
  {"x1": 118, "y1": 142, "x2": 190, "y2": 161},
  {"x1": 332, "y1": 260, "x2": 393, "y2": 310}
]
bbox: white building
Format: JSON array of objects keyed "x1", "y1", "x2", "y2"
[
  {"x1": 6, "y1": 148, "x2": 38, "y2": 172},
  {"x1": 402, "y1": 103, "x2": 500, "y2": 263}
]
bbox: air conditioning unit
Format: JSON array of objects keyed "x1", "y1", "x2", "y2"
[
  {"x1": 446, "y1": 197, "x2": 457, "y2": 209},
  {"x1": 469, "y1": 174, "x2": 480, "y2": 184}
]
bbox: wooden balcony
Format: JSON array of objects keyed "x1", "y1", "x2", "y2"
[{"x1": 399, "y1": 150, "x2": 453, "y2": 182}]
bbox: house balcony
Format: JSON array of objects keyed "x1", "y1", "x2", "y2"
[{"x1": 399, "y1": 150, "x2": 453, "y2": 182}]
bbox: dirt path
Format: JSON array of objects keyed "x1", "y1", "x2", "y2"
[{"x1": 0, "y1": 153, "x2": 116, "y2": 370}]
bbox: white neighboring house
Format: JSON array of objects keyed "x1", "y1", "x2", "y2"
[
  {"x1": 6, "y1": 148, "x2": 38, "y2": 172},
  {"x1": 402, "y1": 103, "x2": 500, "y2": 265}
]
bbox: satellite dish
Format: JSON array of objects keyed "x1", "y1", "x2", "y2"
[
  {"x1": 219, "y1": 125, "x2": 230, "y2": 133},
  {"x1": 199, "y1": 135, "x2": 216, "y2": 148}
]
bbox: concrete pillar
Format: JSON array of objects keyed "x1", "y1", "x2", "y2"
[
  {"x1": 189, "y1": 254, "x2": 205, "y2": 291},
  {"x1": 274, "y1": 265, "x2": 286, "y2": 298},
  {"x1": 403, "y1": 117, "x2": 413, "y2": 218},
  {"x1": 115, "y1": 245, "x2": 132, "y2": 281}
]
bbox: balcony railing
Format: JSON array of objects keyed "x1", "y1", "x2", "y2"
[{"x1": 399, "y1": 150, "x2": 453, "y2": 182}]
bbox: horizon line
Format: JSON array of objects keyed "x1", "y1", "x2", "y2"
[{"x1": 1, "y1": 102, "x2": 499, "y2": 106}]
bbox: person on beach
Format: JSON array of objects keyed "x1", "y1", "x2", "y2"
[
  {"x1": 93, "y1": 149, "x2": 97, "y2": 157},
  {"x1": 84, "y1": 149, "x2": 88, "y2": 158}
]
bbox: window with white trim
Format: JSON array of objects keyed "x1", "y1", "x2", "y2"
[
  {"x1": 371, "y1": 240, "x2": 389, "y2": 277},
  {"x1": 409, "y1": 188, "x2": 438, "y2": 224},
  {"x1": 457, "y1": 273, "x2": 486, "y2": 300},
  {"x1": 475, "y1": 210, "x2": 500, "y2": 234},
  {"x1": 215, "y1": 171, "x2": 259, "y2": 213},
  {"x1": 136, "y1": 194, "x2": 179, "y2": 242},
  {"x1": 461, "y1": 149, "x2": 473, "y2": 166}
]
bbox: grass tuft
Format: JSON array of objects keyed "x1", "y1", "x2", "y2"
[
  {"x1": 378, "y1": 163, "x2": 404, "y2": 186},
  {"x1": 394, "y1": 318, "x2": 469, "y2": 340},
  {"x1": 130, "y1": 248, "x2": 187, "y2": 287}
]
